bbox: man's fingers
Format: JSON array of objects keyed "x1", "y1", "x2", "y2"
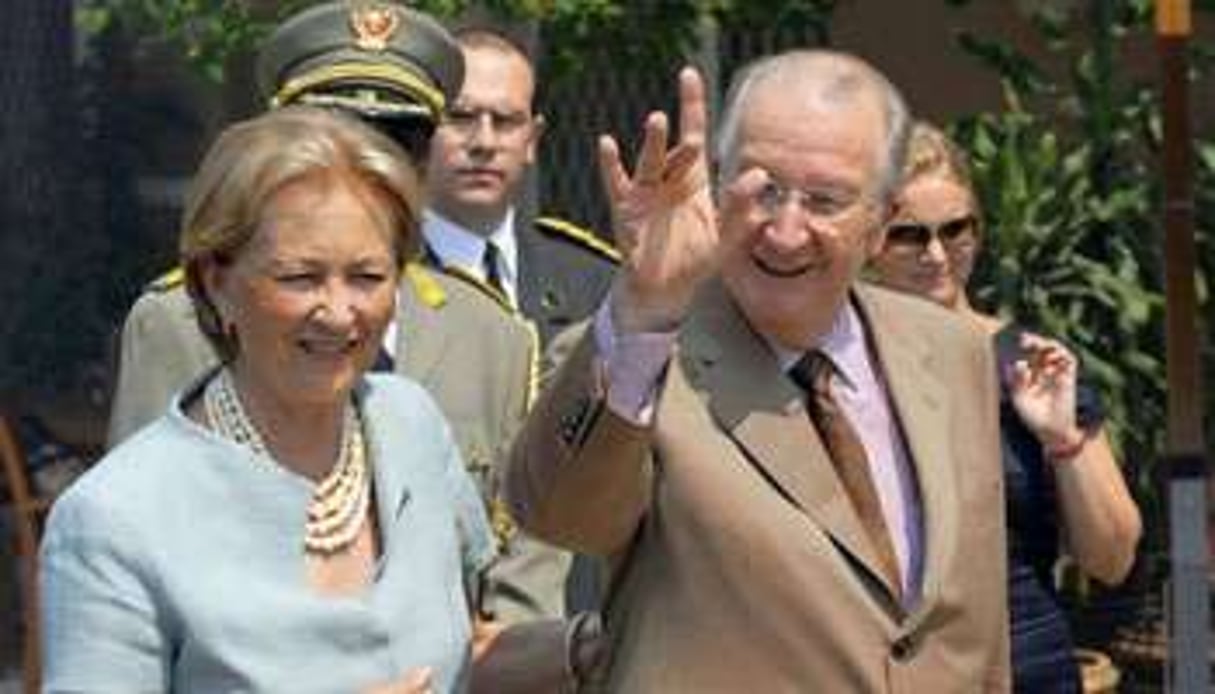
[
  {"x1": 597, "y1": 134, "x2": 629, "y2": 204},
  {"x1": 663, "y1": 142, "x2": 701, "y2": 180},
  {"x1": 635, "y1": 111, "x2": 670, "y2": 185},
  {"x1": 719, "y1": 167, "x2": 769, "y2": 251},
  {"x1": 677, "y1": 66, "x2": 708, "y2": 151},
  {"x1": 722, "y1": 167, "x2": 769, "y2": 207},
  {"x1": 658, "y1": 142, "x2": 707, "y2": 202}
]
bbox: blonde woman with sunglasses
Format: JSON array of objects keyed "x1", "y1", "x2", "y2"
[{"x1": 869, "y1": 121, "x2": 1142, "y2": 693}]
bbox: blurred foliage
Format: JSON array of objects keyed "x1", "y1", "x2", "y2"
[
  {"x1": 75, "y1": 1, "x2": 308, "y2": 82},
  {"x1": 535, "y1": 0, "x2": 837, "y2": 77},
  {"x1": 48, "y1": 0, "x2": 1212, "y2": 468},
  {"x1": 74, "y1": 0, "x2": 837, "y2": 83},
  {"x1": 3, "y1": 0, "x2": 833, "y2": 410},
  {"x1": 946, "y1": 0, "x2": 1213, "y2": 519}
]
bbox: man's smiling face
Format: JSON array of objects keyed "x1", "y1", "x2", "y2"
[{"x1": 721, "y1": 81, "x2": 889, "y2": 350}]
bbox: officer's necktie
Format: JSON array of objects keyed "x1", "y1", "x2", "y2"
[
  {"x1": 481, "y1": 241, "x2": 506, "y2": 297},
  {"x1": 789, "y1": 350, "x2": 901, "y2": 598}
]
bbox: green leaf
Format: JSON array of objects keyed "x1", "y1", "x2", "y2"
[{"x1": 955, "y1": 30, "x2": 1054, "y2": 98}]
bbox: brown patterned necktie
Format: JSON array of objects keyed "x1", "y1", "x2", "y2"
[{"x1": 789, "y1": 350, "x2": 902, "y2": 598}]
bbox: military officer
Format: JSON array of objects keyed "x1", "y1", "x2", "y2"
[
  {"x1": 106, "y1": 1, "x2": 573, "y2": 628},
  {"x1": 422, "y1": 26, "x2": 618, "y2": 349}
]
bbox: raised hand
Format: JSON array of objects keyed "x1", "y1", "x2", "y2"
[
  {"x1": 1007, "y1": 332, "x2": 1083, "y2": 451},
  {"x1": 599, "y1": 67, "x2": 720, "y2": 333}
]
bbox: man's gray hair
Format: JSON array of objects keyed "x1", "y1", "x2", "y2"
[{"x1": 714, "y1": 50, "x2": 911, "y2": 202}]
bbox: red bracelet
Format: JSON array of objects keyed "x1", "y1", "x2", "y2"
[{"x1": 1044, "y1": 430, "x2": 1088, "y2": 463}]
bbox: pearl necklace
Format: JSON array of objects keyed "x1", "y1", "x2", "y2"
[{"x1": 204, "y1": 369, "x2": 371, "y2": 555}]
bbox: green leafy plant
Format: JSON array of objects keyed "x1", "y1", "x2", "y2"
[
  {"x1": 945, "y1": 6, "x2": 1213, "y2": 681},
  {"x1": 946, "y1": 0, "x2": 1213, "y2": 478},
  {"x1": 75, "y1": 1, "x2": 311, "y2": 81},
  {"x1": 74, "y1": 0, "x2": 837, "y2": 83},
  {"x1": 953, "y1": 96, "x2": 1167, "y2": 475}
]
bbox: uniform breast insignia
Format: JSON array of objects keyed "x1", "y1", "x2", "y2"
[
  {"x1": 535, "y1": 216, "x2": 621, "y2": 264},
  {"x1": 403, "y1": 263, "x2": 447, "y2": 309},
  {"x1": 540, "y1": 288, "x2": 562, "y2": 312},
  {"x1": 349, "y1": 2, "x2": 400, "y2": 52},
  {"x1": 146, "y1": 267, "x2": 186, "y2": 293}
]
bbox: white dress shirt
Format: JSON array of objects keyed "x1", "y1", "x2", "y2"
[{"x1": 422, "y1": 208, "x2": 520, "y2": 307}]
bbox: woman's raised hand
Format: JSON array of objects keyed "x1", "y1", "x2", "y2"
[{"x1": 1008, "y1": 332, "x2": 1084, "y2": 451}]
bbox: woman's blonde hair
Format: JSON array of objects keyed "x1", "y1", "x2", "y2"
[
  {"x1": 900, "y1": 120, "x2": 980, "y2": 217},
  {"x1": 180, "y1": 106, "x2": 422, "y2": 360}
]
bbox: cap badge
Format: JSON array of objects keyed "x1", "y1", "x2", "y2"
[{"x1": 349, "y1": 3, "x2": 400, "y2": 52}]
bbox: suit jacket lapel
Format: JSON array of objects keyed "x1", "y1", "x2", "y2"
[
  {"x1": 853, "y1": 287, "x2": 959, "y2": 618},
  {"x1": 680, "y1": 284, "x2": 893, "y2": 595}
]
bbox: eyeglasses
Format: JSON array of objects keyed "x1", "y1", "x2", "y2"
[
  {"x1": 442, "y1": 105, "x2": 533, "y2": 137},
  {"x1": 754, "y1": 179, "x2": 866, "y2": 221},
  {"x1": 884, "y1": 215, "x2": 978, "y2": 250}
]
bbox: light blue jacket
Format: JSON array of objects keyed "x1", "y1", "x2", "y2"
[{"x1": 41, "y1": 374, "x2": 493, "y2": 693}]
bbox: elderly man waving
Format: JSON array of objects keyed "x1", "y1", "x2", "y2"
[{"x1": 507, "y1": 51, "x2": 1010, "y2": 692}]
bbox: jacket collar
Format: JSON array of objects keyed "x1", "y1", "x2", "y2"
[{"x1": 678, "y1": 282, "x2": 957, "y2": 616}]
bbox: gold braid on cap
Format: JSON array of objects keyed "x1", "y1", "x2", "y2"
[{"x1": 270, "y1": 63, "x2": 446, "y2": 122}]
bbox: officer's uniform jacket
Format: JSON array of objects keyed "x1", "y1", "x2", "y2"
[
  {"x1": 425, "y1": 206, "x2": 619, "y2": 351},
  {"x1": 516, "y1": 212, "x2": 618, "y2": 349},
  {"x1": 423, "y1": 208, "x2": 621, "y2": 614}
]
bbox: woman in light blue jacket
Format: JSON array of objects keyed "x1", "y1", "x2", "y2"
[{"x1": 40, "y1": 107, "x2": 493, "y2": 694}]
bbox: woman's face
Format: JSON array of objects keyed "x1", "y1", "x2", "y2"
[
  {"x1": 205, "y1": 174, "x2": 399, "y2": 411},
  {"x1": 870, "y1": 174, "x2": 980, "y2": 309}
]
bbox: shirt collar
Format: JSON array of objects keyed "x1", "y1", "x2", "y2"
[
  {"x1": 421, "y1": 208, "x2": 519, "y2": 302},
  {"x1": 768, "y1": 297, "x2": 866, "y2": 390}
]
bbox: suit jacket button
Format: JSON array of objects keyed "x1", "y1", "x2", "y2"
[
  {"x1": 559, "y1": 413, "x2": 578, "y2": 444},
  {"x1": 559, "y1": 397, "x2": 593, "y2": 444},
  {"x1": 891, "y1": 634, "x2": 917, "y2": 661}
]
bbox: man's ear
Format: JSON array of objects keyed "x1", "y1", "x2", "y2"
[{"x1": 526, "y1": 113, "x2": 546, "y2": 165}]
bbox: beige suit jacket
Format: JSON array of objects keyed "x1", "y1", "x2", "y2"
[
  {"x1": 107, "y1": 266, "x2": 570, "y2": 622},
  {"x1": 508, "y1": 283, "x2": 1011, "y2": 692}
]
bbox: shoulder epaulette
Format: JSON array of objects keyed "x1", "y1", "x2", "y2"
[
  {"x1": 535, "y1": 216, "x2": 621, "y2": 264},
  {"x1": 403, "y1": 263, "x2": 447, "y2": 309},
  {"x1": 439, "y1": 265, "x2": 516, "y2": 313},
  {"x1": 145, "y1": 267, "x2": 185, "y2": 293}
]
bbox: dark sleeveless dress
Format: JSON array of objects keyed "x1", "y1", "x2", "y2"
[{"x1": 995, "y1": 325, "x2": 1102, "y2": 693}]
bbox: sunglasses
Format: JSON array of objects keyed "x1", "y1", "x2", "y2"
[{"x1": 884, "y1": 214, "x2": 978, "y2": 250}]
